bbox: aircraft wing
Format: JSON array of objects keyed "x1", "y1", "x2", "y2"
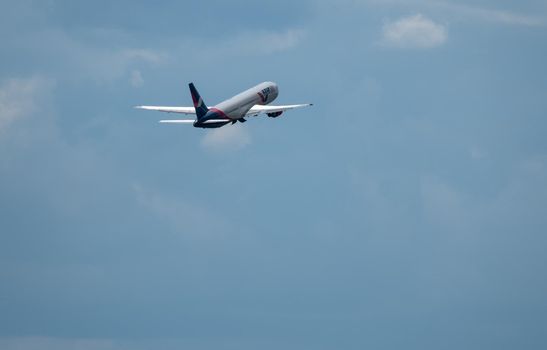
[
  {"x1": 135, "y1": 106, "x2": 196, "y2": 114},
  {"x1": 246, "y1": 104, "x2": 313, "y2": 116}
]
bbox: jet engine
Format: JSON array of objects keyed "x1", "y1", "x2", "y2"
[{"x1": 267, "y1": 111, "x2": 283, "y2": 118}]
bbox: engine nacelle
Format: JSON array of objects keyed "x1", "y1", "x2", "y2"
[{"x1": 267, "y1": 111, "x2": 283, "y2": 118}]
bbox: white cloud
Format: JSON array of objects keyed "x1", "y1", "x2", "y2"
[
  {"x1": 382, "y1": 14, "x2": 447, "y2": 48},
  {"x1": 0, "y1": 77, "x2": 53, "y2": 133},
  {"x1": 130, "y1": 70, "x2": 144, "y2": 88},
  {"x1": 201, "y1": 125, "x2": 251, "y2": 153},
  {"x1": 250, "y1": 29, "x2": 306, "y2": 54},
  {"x1": 366, "y1": 0, "x2": 545, "y2": 27},
  {"x1": 208, "y1": 29, "x2": 306, "y2": 57},
  {"x1": 80, "y1": 46, "x2": 169, "y2": 83},
  {"x1": 420, "y1": 176, "x2": 468, "y2": 228},
  {"x1": 435, "y1": 2, "x2": 545, "y2": 27},
  {"x1": 0, "y1": 336, "x2": 274, "y2": 350},
  {"x1": 132, "y1": 183, "x2": 230, "y2": 237},
  {"x1": 419, "y1": 155, "x2": 547, "y2": 236},
  {"x1": 0, "y1": 337, "x2": 118, "y2": 350},
  {"x1": 14, "y1": 28, "x2": 169, "y2": 84},
  {"x1": 477, "y1": 9, "x2": 543, "y2": 26},
  {"x1": 133, "y1": 183, "x2": 197, "y2": 232},
  {"x1": 119, "y1": 48, "x2": 169, "y2": 64},
  {"x1": 470, "y1": 146, "x2": 488, "y2": 160}
]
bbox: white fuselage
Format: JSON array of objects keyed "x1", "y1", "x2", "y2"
[{"x1": 213, "y1": 82, "x2": 279, "y2": 120}]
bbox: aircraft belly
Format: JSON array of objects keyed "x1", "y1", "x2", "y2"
[{"x1": 221, "y1": 102, "x2": 256, "y2": 120}]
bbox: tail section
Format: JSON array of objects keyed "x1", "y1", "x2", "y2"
[{"x1": 189, "y1": 83, "x2": 209, "y2": 120}]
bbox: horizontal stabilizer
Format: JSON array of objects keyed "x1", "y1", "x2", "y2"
[
  {"x1": 159, "y1": 120, "x2": 195, "y2": 123},
  {"x1": 136, "y1": 106, "x2": 196, "y2": 114}
]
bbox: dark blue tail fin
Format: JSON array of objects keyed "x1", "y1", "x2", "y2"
[{"x1": 189, "y1": 83, "x2": 209, "y2": 120}]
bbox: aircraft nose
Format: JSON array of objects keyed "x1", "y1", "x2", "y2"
[{"x1": 270, "y1": 83, "x2": 279, "y2": 97}]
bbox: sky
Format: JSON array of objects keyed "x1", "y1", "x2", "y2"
[{"x1": 1, "y1": 0, "x2": 547, "y2": 349}]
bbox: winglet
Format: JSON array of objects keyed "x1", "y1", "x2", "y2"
[{"x1": 189, "y1": 83, "x2": 209, "y2": 120}]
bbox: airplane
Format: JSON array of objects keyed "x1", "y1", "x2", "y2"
[{"x1": 136, "y1": 81, "x2": 312, "y2": 128}]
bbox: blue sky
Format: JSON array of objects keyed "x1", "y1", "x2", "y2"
[{"x1": 1, "y1": 1, "x2": 547, "y2": 349}]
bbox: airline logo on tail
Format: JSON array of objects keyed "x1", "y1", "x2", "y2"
[
  {"x1": 257, "y1": 87, "x2": 271, "y2": 103},
  {"x1": 189, "y1": 83, "x2": 209, "y2": 120},
  {"x1": 191, "y1": 93, "x2": 203, "y2": 109}
]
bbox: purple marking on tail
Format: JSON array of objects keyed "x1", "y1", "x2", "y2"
[{"x1": 189, "y1": 83, "x2": 209, "y2": 120}]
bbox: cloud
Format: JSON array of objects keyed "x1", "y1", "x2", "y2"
[
  {"x1": 130, "y1": 70, "x2": 144, "y2": 88},
  {"x1": 366, "y1": 0, "x2": 545, "y2": 27},
  {"x1": 74, "y1": 45, "x2": 169, "y2": 83},
  {"x1": 420, "y1": 175, "x2": 469, "y2": 229},
  {"x1": 12, "y1": 28, "x2": 169, "y2": 84},
  {"x1": 470, "y1": 146, "x2": 488, "y2": 160},
  {"x1": 207, "y1": 29, "x2": 306, "y2": 57},
  {"x1": 0, "y1": 337, "x2": 275, "y2": 350},
  {"x1": 119, "y1": 48, "x2": 169, "y2": 65},
  {"x1": 248, "y1": 29, "x2": 306, "y2": 54},
  {"x1": 382, "y1": 14, "x2": 447, "y2": 48},
  {"x1": 201, "y1": 125, "x2": 251, "y2": 152},
  {"x1": 0, "y1": 337, "x2": 118, "y2": 350},
  {"x1": 0, "y1": 77, "x2": 53, "y2": 133},
  {"x1": 132, "y1": 183, "x2": 230, "y2": 237},
  {"x1": 435, "y1": 2, "x2": 545, "y2": 27},
  {"x1": 420, "y1": 155, "x2": 547, "y2": 232}
]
